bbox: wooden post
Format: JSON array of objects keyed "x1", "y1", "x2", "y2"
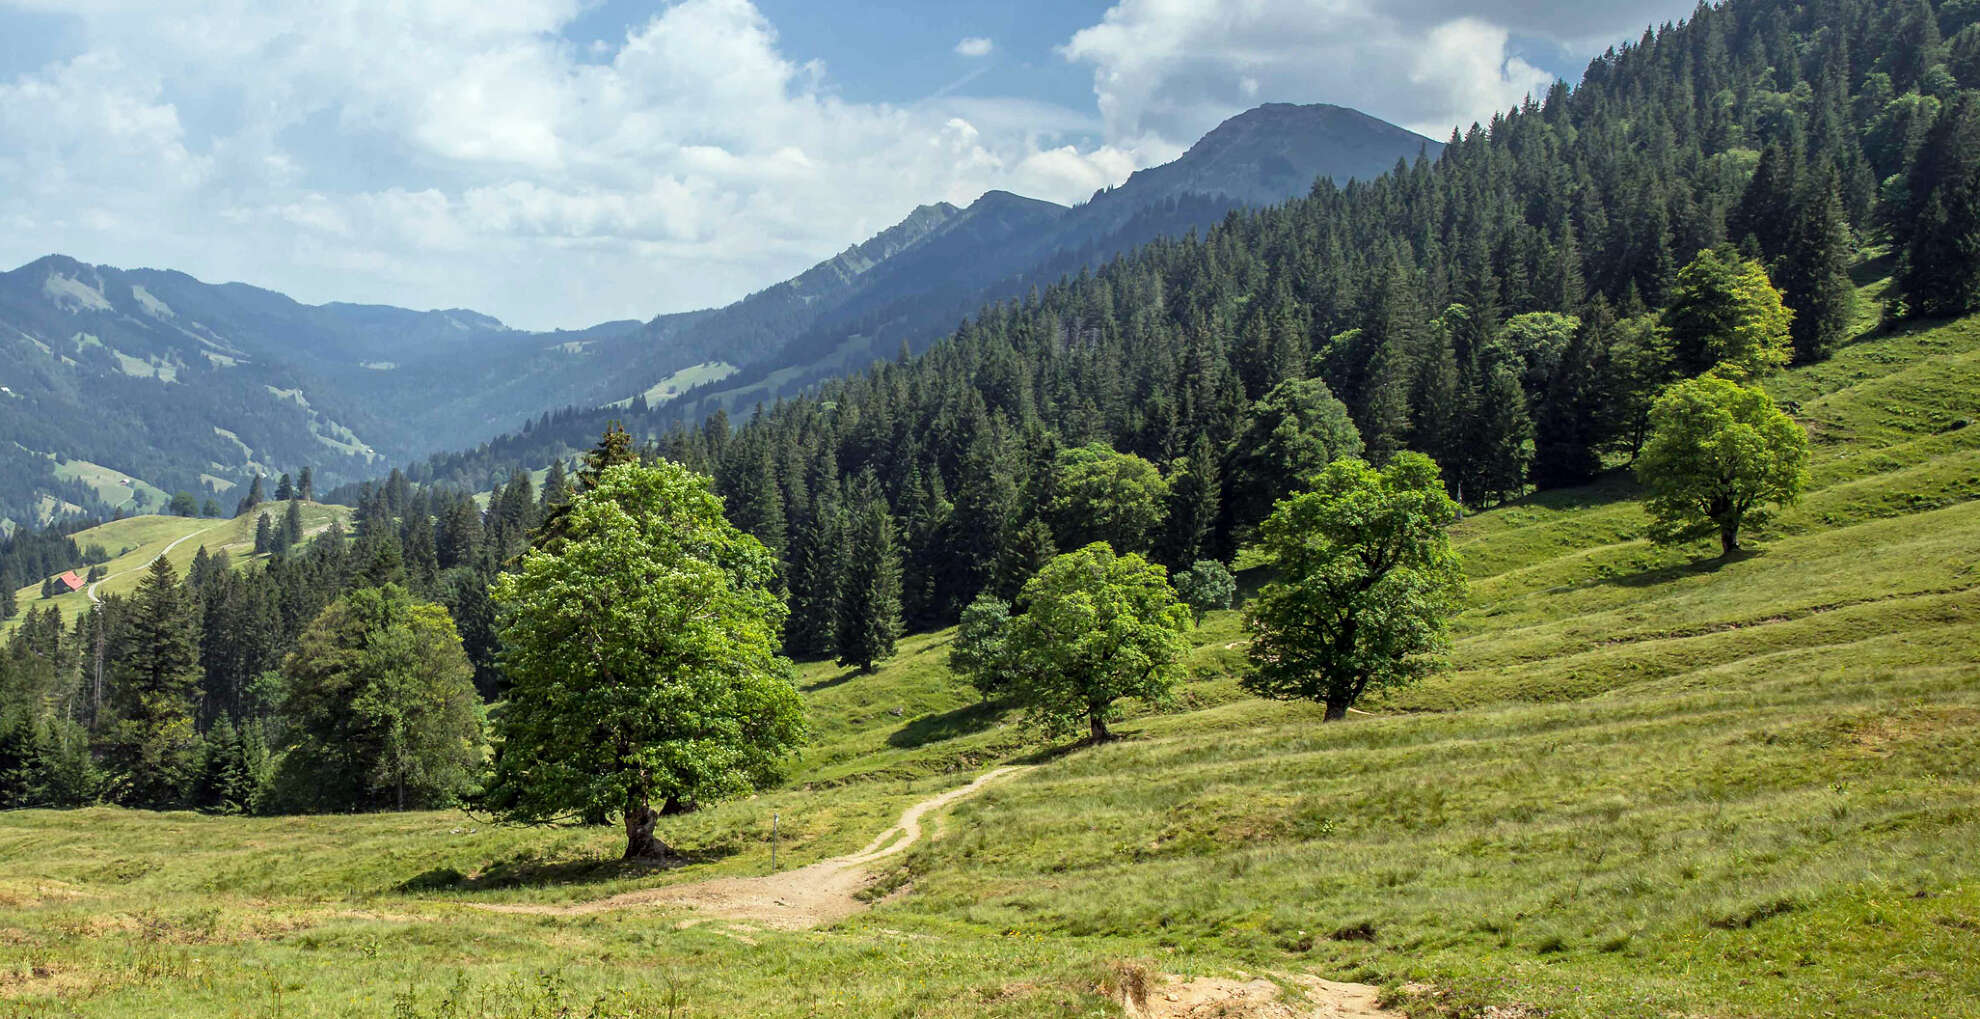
[{"x1": 771, "y1": 813, "x2": 779, "y2": 872}]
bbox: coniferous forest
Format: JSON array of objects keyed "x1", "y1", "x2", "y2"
[{"x1": 5, "y1": 0, "x2": 1980, "y2": 816}]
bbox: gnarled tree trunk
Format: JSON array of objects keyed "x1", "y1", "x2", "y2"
[{"x1": 623, "y1": 790, "x2": 674, "y2": 861}]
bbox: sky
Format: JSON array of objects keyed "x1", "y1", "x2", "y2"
[{"x1": 0, "y1": 0, "x2": 1697, "y2": 331}]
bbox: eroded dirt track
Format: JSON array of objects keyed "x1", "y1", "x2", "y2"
[{"x1": 474, "y1": 765, "x2": 1028, "y2": 929}]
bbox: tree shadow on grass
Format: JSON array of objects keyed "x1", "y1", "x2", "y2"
[
  {"x1": 1008, "y1": 727, "x2": 1155, "y2": 766},
  {"x1": 1484, "y1": 471, "x2": 1645, "y2": 515},
  {"x1": 1594, "y1": 547, "x2": 1764, "y2": 590},
  {"x1": 396, "y1": 841, "x2": 740, "y2": 895},
  {"x1": 800, "y1": 667, "x2": 862, "y2": 693},
  {"x1": 886, "y1": 699, "x2": 1007, "y2": 749}
]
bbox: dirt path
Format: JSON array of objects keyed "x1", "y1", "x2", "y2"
[
  {"x1": 1119, "y1": 972, "x2": 1402, "y2": 1019},
  {"x1": 88, "y1": 525, "x2": 223, "y2": 604},
  {"x1": 475, "y1": 765, "x2": 1028, "y2": 929}
]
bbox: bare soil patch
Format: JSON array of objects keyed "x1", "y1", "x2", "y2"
[{"x1": 474, "y1": 765, "x2": 1026, "y2": 929}]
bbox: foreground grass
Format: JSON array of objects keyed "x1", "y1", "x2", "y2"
[{"x1": 2, "y1": 303, "x2": 1977, "y2": 1016}]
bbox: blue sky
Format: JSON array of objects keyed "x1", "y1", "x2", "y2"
[{"x1": 0, "y1": 0, "x2": 1695, "y2": 330}]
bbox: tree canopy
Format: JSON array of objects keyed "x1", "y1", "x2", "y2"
[
  {"x1": 485, "y1": 460, "x2": 806, "y2": 860},
  {"x1": 1006, "y1": 543, "x2": 1190, "y2": 742},
  {"x1": 1664, "y1": 249, "x2": 1795, "y2": 380},
  {"x1": 1636, "y1": 376, "x2": 1810, "y2": 558},
  {"x1": 1173, "y1": 560, "x2": 1236, "y2": 625},
  {"x1": 1047, "y1": 443, "x2": 1170, "y2": 556},
  {"x1": 273, "y1": 584, "x2": 484, "y2": 812},
  {"x1": 1242, "y1": 453, "x2": 1466, "y2": 721}
]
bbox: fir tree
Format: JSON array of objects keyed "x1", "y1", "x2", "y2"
[
  {"x1": 274, "y1": 473, "x2": 294, "y2": 501},
  {"x1": 1466, "y1": 359, "x2": 1535, "y2": 505},
  {"x1": 235, "y1": 475, "x2": 266, "y2": 517},
  {"x1": 783, "y1": 477, "x2": 845, "y2": 660},
  {"x1": 834, "y1": 472, "x2": 903, "y2": 673},
  {"x1": 105, "y1": 556, "x2": 202, "y2": 809},
  {"x1": 296, "y1": 466, "x2": 313, "y2": 502},
  {"x1": 281, "y1": 499, "x2": 305, "y2": 551},
  {"x1": 1778, "y1": 169, "x2": 1857, "y2": 363}
]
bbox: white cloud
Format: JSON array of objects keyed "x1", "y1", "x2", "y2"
[
  {"x1": 954, "y1": 36, "x2": 994, "y2": 57},
  {"x1": 0, "y1": 0, "x2": 1133, "y2": 329},
  {"x1": 1061, "y1": 0, "x2": 1691, "y2": 147},
  {"x1": 0, "y1": 0, "x2": 1695, "y2": 330}
]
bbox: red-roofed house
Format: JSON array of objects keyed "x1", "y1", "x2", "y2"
[{"x1": 51, "y1": 571, "x2": 85, "y2": 594}]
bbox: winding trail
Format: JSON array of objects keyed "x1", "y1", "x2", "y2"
[
  {"x1": 475, "y1": 765, "x2": 1028, "y2": 929},
  {"x1": 87, "y1": 524, "x2": 223, "y2": 604}
]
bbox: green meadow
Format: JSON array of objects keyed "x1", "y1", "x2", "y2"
[{"x1": 1, "y1": 299, "x2": 1976, "y2": 1017}]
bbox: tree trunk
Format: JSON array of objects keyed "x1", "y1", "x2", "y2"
[
  {"x1": 1719, "y1": 520, "x2": 1740, "y2": 558},
  {"x1": 1088, "y1": 711, "x2": 1111, "y2": 743},
  {"x1": 622, "y1": 791, "x2": 672, "y2": 861},
  {"x1": 1323, "y1": 700, "x2": 1350, "y2": 722}
]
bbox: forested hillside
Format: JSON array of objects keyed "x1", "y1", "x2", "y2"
[
  {"x1": 2, "y1": 104, "x2": 1433, "y2": 530},
  {"x1": 409, "y1": 0, "x2": 1965, "y2": 654}
]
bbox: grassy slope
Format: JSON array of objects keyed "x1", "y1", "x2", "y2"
[
  {"x1": 3, "y1": 503, "x2": 351, "y2": 635},
  {"x1": 0, "y1": 299, "x2": 1976, "y2": 1017}
]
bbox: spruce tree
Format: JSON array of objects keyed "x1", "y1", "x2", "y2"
[
  {"x1": 253, "y1": 513, "x2": 274, "y2": 555},
  {"x1": 1899, "y1": 93, "x2": 1980, "y2": 317},
  {"x1": 1729, "y1": 139, "x2": 1801, "y2": 258},
  {"x1": 995, "y1": 516, "x2": 1058, "y2": 598},
  {"x1": 274, "y1": 473, "x2": 294, "y2": 501},
  {"x1": 105, "y1": 556, "x2": 202, "y2": 809},
  {"x1": 296, "y1": 467, "x2": 313, "y2": 502},
  {"x1": 281, "y1": 499, "x2": 305, "y2": 551},
  {"x1": 835, "y1": 473, "x2": 903, "y2": 673},
  {"x1": 1466, "y1": 359, "x2": 1535, "y2": 506},
  {"x1": 1778, "y1": 169, "x2": 1857, "y2": 363},
  {"x1": 1532, "y1": 316, "x2": 1609, "y2": 488},
  {"x1": 235, "y1": 475, "x2": 265, "y2": 517},
  {"x1": 945, "y1": 429, "x2": 1017, "y2": 611},
  {"x1": 784, "y1": 478, "x2": 845, "y2": 660},
  {"x1": 539, "y1": 459, "x2": 568, "y2": 513},
  {"x1": 1163, "y1": 434, "x2": 1220, "y2": 566}
]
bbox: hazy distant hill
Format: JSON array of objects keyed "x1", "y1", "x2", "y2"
[
  {"x1": 0, "y1": 103, "x2": 1437, "y2": 524},
  {"x1": 592, "y1": 103, "x2": 1442, "y2": 418}
]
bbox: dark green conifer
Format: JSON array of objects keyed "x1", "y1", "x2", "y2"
[
  {"x1": 1778, "y1": 169, "x2": 1857, "y2": 362},
  {"x1": 105, "y1": 556, "x2": 201, "y2": 809},
  {"x1": 835, "y1": 472, "x2": 903, "y2": 673}
]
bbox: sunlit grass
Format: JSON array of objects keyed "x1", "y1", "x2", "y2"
[{"x1": 2, "y1": 289, "x2": 1977, "y2": 1016}]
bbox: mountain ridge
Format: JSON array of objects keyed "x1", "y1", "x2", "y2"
[{"x1": 0, "y1": 102, "x2": 1440, "y2": 524}]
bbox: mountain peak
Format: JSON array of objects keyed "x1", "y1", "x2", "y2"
[{"x1": 1100, "y1": 103, "x2": 1442, "y2": 211}]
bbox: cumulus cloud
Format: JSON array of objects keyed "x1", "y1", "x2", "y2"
[
  {"x1": 0, "y1": 0, "x2": 1695, "y2": 329},
  {"x1": 0, "y1": 0, "x2": 1130, "y2": 328},
  {"x1": 1061, "y1": 0, "x2": 1690, "y2": 146}
]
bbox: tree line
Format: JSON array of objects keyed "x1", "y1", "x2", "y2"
[
  {"x1": 0, "y1": 0, "x2": 1927, "y2": 833},
  {"x1": 340, "y1": 0, "x2": 1970, "y2": 645}
]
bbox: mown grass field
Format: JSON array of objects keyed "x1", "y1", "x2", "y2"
[
  {"x1": 4, "y1": 503, "x2": 352, "y2": 636},
  {"x1": 1, "y1": 301, "x2": 1976, "y2": 1017}
]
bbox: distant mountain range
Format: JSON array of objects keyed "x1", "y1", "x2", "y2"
[{"x1": 0, "y1": 103, "x2": 1439, "y2": 526}]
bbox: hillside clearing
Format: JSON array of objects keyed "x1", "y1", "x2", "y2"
[{"x1": 3, "y1": 503, "x2": 351, "y2": 634}]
